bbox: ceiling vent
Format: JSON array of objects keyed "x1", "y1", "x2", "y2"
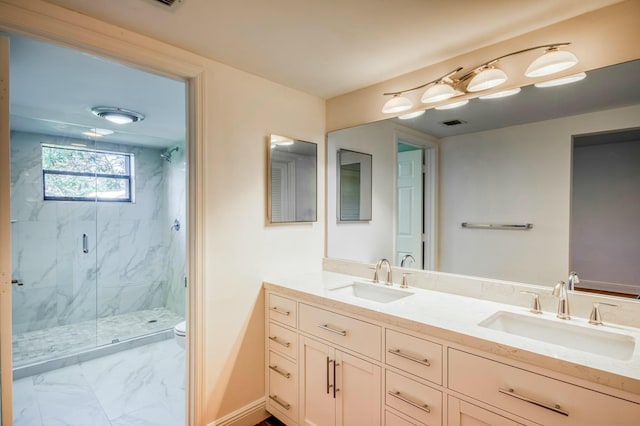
[
  {"x1": 153, "y1": 0, "x2": 181, "y2": 6},
  {"x1": 440, "y1": 119, "x2": 467, "y2": 127}
]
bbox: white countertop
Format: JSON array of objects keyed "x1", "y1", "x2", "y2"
[{"x1": 263, "y1": 270, "x2": 640, "y2": 398}]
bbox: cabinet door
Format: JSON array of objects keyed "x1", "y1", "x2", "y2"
[
  {"x1": 336, "y1": 350, "x2": 381, "y2": 426},
  {"x1": 300, "y1": 336, "x2": 336, "y2": 426},
  {"x1": 448, "y1": 396, "x2": 519, "y2": 426}
]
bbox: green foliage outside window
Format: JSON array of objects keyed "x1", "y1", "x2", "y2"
[{"x1": 42, "y1": 145, "x2": 133, "y2": 202}]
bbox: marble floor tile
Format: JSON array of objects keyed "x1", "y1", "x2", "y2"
[
  {"x1": 33, "y1": 365, "x2": 112, "y2": 426},
  {"x1": 13, "y1": 377, "x2": 43, "y2": 426},
  {"x1": 14, "y1": 340, "x2": 185, "y2": 426}
]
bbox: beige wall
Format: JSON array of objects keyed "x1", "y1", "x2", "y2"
[
  {"x1": 327, "y1": 0, "x2": 640, "y2": 132},
  {"x1": 201, "y1": 60, "x2": 325, "y2": 421},
  {"x1": 0, "y1": 1, "x2": 324, "y2": 424},
  {"x1": 439, "y1": 104, "x2": 640, "y2": 286}
]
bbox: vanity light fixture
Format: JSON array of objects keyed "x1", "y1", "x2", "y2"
[
  {"x1": 525, "y1": 47, "x2": 579, "y2": 77},
  {"x1": 381, "y1": 94, "x2": 413, "y2": 114},
  {"x1": 479, "y1": 87, "x2": 522, "y2": 99},
  {"x1": 381, "y1": 43, "x2": 577, "y2": 114},
  {"x1": 435, "y1": 99, "x2": 469, "y2": 110},
  {"x1": 91, "y1": 106, "x2": 145, "y2": 124},
  {"x1": 534, "y1": 72, "x2": 586, "y2": 88},
  {"x1": 466, "y1": 66, "x2": 508, "y2": 92},
  {"x1": 398, "y1": 110, "x2": 426, "y2": 120}
]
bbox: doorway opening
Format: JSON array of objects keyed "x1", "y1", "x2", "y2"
[
  {"x1": 395, "y1": 136, "x2": 437, "y2": 271},
  {"x1": 8, "y1": 33, "x2": 188, "y2": 425}
]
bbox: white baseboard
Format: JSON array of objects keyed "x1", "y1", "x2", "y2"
[{"x1": 208, "y1": 398, "x2": 269, "y2": 426}]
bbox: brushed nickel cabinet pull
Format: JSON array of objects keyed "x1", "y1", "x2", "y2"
[
  {"x1": 318, "y1": 324, "x2": 347, "y2": 336},
  {"x1": 268, "y1": 336, "x2": 291, "y2": 348},
  {"x1": 270, "y1": 306, "x2": 290, "y2": 316},
  {"x1": 333, "y1": 361, "x2": 340, "y2": 398},
  {"x1": 387, "y1": 390, "x2": 430, "y2": 413},
  {"x1": 268, "y1": 365, "x2": 291, "y2": 379},
  {"x1": 269, "y1": 394, "x2": 291, "y2": 410},
  {"x1": 499, "y1": 388, "x2": 568, "y2": 416},
  {"x1": 326, "y1": 356, "x2": 332, "y2": 394},
  {"x1": 387, "y1": 348, "x2": 430, "y2": 366}
]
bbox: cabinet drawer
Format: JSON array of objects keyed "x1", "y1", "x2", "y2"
[
  {"x1": 268, "y1": 351, "x2": 298, "y2": 422},
  {"x1": 268, "y1": 321, "x2": 297, "y2": 360},
  {"x1": 448, "y1": 349, "x2": 640, "y2": 426},
  {"x1": 268, "y1": 293, "x2": 297, "y2": 328},
  {"x1": 386, "y1": 329, "x2": 442, "y2": 385},
  {"x1": 299, "y1": 303, "x2": 381, "y2": 360},
  {"x1": 385, "y1": 410, "x2": 419, "y2": 426},
  {"x1": 385, "y1": 370, "x2": 442, "y2": 426}
]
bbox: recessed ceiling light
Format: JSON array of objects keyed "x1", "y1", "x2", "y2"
[
  {"x1": 435, "y1": 100, "x2": 469, "y2": 110},
  {"x1": 534, "y1": 72, "x2": 586, "y2": 88},
  {"x1": 91, "y1": 106, "x2": 145, "y2": 124},
  {"x1": 479, "y1": 88, "x2": 522, "y2": 99}
]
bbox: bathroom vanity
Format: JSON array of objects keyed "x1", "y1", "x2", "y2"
[{"x1": 263, "y1": 270, "x2": 640, "y2": 426}]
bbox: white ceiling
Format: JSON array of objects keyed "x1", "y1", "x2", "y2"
[
  {"x1": 45, "y1": 0, "x2": 623, "y2": 99},
  {"x1": 10, "y1": 35, "x2": 186, "y2": 148}
]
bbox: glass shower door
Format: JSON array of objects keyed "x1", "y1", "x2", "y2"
[{"x1": 11, "y1": 133, "x2": 99, "y2": 368}]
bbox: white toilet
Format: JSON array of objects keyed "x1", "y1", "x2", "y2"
[{"x1": 174, "y1": 321, "x2": 186, "y2": 350}]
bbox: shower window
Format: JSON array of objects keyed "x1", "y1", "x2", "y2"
[{"x1": 42, "y1": 144, "x2": 134, "y2": 202}]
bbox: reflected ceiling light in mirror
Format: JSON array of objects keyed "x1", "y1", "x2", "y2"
[
  {"x1": 466, "y1": 66, "x2": 508, "y2": 92},
  {"x1": 398, "y1": 110, "x2": 426, "y2": 120},
  {"x1": 525, "y1": 48, "x2": 578, "y2": 77},
  {"x1": 82, "y1": 128, "x2": 114, "y2": 137},
  {"x1": 381, "y1": 43, "x2": 577, "y2": 114},
  {"x1": 435, "y1": 99, "x2": 469, "y2": 110},
  {"x1": 534, "y1": 72, "x2": 586, "y2": 88},
  {"x1": 270, "y1": 134, "x2": 295, "y2": 149},
  {"x1": 479, "y1": 87, "x2": 522, "y2": 99},
  {"x1": 91, "y1": 106, "x2": 145, "y2": 124},
  {"x1": 381, "y1": 94, "x2": 413, "y2": 113}
]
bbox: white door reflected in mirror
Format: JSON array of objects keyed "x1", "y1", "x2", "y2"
[{"x1": 268, "y1": 134, "x2": 317, "y2": 224}]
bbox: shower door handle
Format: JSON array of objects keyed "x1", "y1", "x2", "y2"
[{"x1": 83, "y1": 233, "x2": 89, "y2": 254}]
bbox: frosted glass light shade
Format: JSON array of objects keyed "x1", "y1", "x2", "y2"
[
  {"x1": 534, "y1": 72, "x2": 586, "y2": 88},
  {"x1": 467, "y1": 68, "x2": 508, "y2": 92},
  {"x1": 421, "y1": 83, "x2": 455, "y2": 103},
  {"x1": 526, "y1": 49, "x2": 578, "y2": 77},
  {"x1": 382, "y1": 95, "x2": 413, "y2": 113}
]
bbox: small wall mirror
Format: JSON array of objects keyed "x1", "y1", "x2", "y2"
[
  {"x1": 268, "y1": 134, "x2": 317, "y2": 223},
  {"x1": 337, "y1": 149, "x2": 372, "y2": 221}
]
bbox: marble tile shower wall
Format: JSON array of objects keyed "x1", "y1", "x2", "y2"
[
  {"x1": 163, "y1": 144, "x2": 186, "y2": 317},
  {"x1": 10, "y1": 131, "x2": 183, "y2": 334}
]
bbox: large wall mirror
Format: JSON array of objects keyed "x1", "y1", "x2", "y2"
[
  {"x1": 337, "y1": 149, "x2": 372, "y2": 221},
  {"x1": 327, "y1": 59, "x2": 640, "y2": 299},
  {"x1": 268, "y1": 134, "x2": 317, "y2": 223}
]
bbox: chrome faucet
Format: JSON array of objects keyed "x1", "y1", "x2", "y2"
[
  {"x1": 400, "y1": 254, "x2": 415, "y2": 268},
  {"x1": 552, "y1": 281, "x2": 570, "y2": 319},
  {"x1": 567, "y1": 271, "x2": 579, "y2": 291},
  {"x1": 373, "y1": 258, "x2": 393, "y2": 286}
]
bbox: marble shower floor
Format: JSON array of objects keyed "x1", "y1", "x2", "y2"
[
  {"x1": 13, "y1": 339, "x2": 185, "y2": 426},
  {"x1": 13, "y1": 308, "x2": 184, "y2": 367}
]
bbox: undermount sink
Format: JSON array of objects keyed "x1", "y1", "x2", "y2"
[
  {"x1": 479, "y1": 311, "x2": 636, "y2": 360},
  {"x1": 329, "y1": 282, "x2": 414, "y2": 304}
]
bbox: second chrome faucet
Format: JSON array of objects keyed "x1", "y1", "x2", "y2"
[
  {"x1": 552, "y1": 281, "x2": 571, "y2": 319},
  {"x1": 374, "y1": 258, "x2": 393, "y2": 286}
]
